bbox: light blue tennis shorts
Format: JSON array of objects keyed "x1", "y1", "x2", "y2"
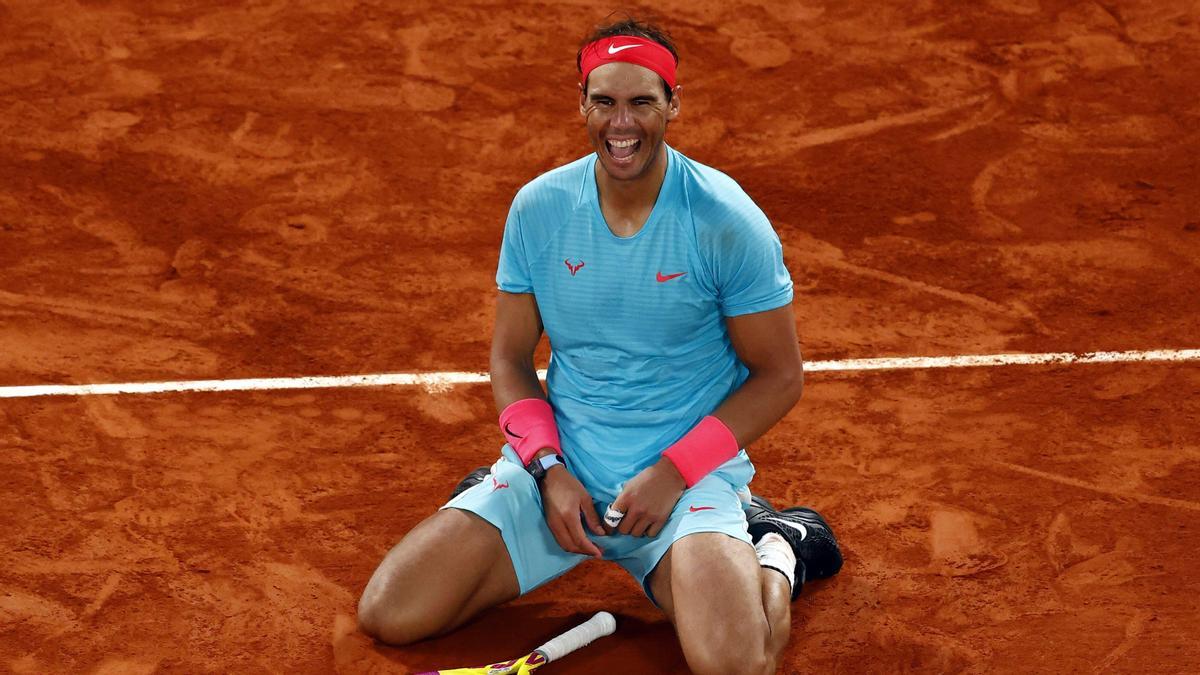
[{"x1": 441, "y1": 445, "x2": 755, "y2": 602}]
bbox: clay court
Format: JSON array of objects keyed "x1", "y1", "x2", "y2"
[{"x1": 2, "y1": 0, "x2": 1199, "y2": 672}]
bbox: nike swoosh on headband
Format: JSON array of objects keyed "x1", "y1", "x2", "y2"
[{"x1": 607, "y1": 44, "x2": 642, "y2": 54}]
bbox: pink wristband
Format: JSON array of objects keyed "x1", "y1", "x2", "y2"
[
  {"x1": 499, "y1": 398, "x2": 562, "y2": 465},
  {"x1": 662, "y1": 416, "x2": 740, "y2": 488}
]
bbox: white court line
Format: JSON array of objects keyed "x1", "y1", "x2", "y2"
[{"x1": 0, "y1": 348, "x2": 1197, "y2": 400}]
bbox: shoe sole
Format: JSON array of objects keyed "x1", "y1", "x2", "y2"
[{"x1": 448, "y1": 466, "x2": 490, "y2": 501}]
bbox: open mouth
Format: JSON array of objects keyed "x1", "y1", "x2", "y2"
[{"x1": 605, "y1": 138, "x2": 640, "y2": 163}]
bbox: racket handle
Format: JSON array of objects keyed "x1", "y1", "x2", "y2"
[{"x1": 534, "y1": 611, "x2": 616, "y2": 663}]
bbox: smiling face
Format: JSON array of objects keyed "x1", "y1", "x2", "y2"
[{"x1": 580, "y1": 62, "x2": 681, "y2": 183}]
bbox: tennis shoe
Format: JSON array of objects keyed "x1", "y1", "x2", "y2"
[
  {"x1": 746, "y1": 495, "x2": 843, "y2": 598},
  {"x1": 447, "y1": 466, "x2": 490, "y2": 501}
]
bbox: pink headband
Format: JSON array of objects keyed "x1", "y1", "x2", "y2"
[{"x1": 579, "y1": 36, "x2": 678, "y2": 89}]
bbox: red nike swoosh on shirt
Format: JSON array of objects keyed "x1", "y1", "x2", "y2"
[
  {"x1": 688, "y1": 506, "x2": 715, "y2": 512},
  {"x1": 656, "y1": 271, "x2": 687, "y2": 282}
]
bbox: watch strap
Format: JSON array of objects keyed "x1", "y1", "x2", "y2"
[{"x1": 535, "y1": 454, "x2": 563, "y2": 472}]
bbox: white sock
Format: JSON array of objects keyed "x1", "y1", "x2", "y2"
[{"x1": 755, "y1": 532, "x2": 797, "y2": 593}]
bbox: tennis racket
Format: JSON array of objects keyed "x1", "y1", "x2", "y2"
[{"x1": 417, "y1": 611, "x2": 616, "y2": 675}]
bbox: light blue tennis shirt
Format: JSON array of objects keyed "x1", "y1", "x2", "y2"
[{"x1": 496, "y1": 145, "x2": 793, "y2": 502}]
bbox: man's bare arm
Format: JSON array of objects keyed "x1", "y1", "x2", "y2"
[
  {"x1": 490, "y1": 291, "x2": 548, "y2": 412},
  {"x1": 489, "y1": 290, "x2": 605, "y2": 554},
  {"x1": 711, "y1": 303, "x2": 805, "y2": 446}
]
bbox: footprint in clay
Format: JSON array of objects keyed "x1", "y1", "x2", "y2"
[{"x1": 933, "y1": 551, "x2": 1008, "y2": 577}]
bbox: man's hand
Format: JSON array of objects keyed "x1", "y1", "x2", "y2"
[
  {"x1": 541, "y1": 466, "x2": 605, "y2": 558},
  {"x1": 607, "y1": 458, "x2": 686, "y2": 538}
]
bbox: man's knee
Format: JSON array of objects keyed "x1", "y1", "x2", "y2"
[
  {"x1": 357, "y1": 509, "x2": 518, "y2": 645},
  {"x1": 683, "y1": 631, "x2": 774, "y2": 675},
  {"x1": 357, "y1": 591, "x2": 435, "y2": 646},
  {"x1": 661, "y1": 533, "x2": 780, "y2": 674}
]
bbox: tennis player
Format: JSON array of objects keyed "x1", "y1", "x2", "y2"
[{"x1": 359, "y1": 17, "x2": 842, "y2": 674}]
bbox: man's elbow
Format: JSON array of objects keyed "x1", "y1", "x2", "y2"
[
  {"x1": 757, "y1": 360, "x2": 803, "y2": 406},
  {"x1": 490, "y1": 352, "x2": 528, "y2": 378},
  {"x1": 780, "y1": 364, "x2": 804, "y2": 404},
  {"x1": 488, "y1": 353, "x2": 505, "y2": 378}
]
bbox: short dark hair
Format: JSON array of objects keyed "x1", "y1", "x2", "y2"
[{"x1": 577, "y1": 15, "x2": 679, "y2": 101}]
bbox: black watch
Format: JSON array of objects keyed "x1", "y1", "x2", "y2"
[{"x1": 526, "y1": 454, "x2": 564, "y2": 483}]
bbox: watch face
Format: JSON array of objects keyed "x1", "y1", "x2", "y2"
[
  {"x1": 528, "y1": 455, "x2": 560, "y2": 482},
  {"x1": 527, "y1": 458, "x2": 545, "y2": 481}
]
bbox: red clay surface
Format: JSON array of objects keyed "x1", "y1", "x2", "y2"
[{"x1": 2, "y1": 1, "x2": 1199, "y2": 673}]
